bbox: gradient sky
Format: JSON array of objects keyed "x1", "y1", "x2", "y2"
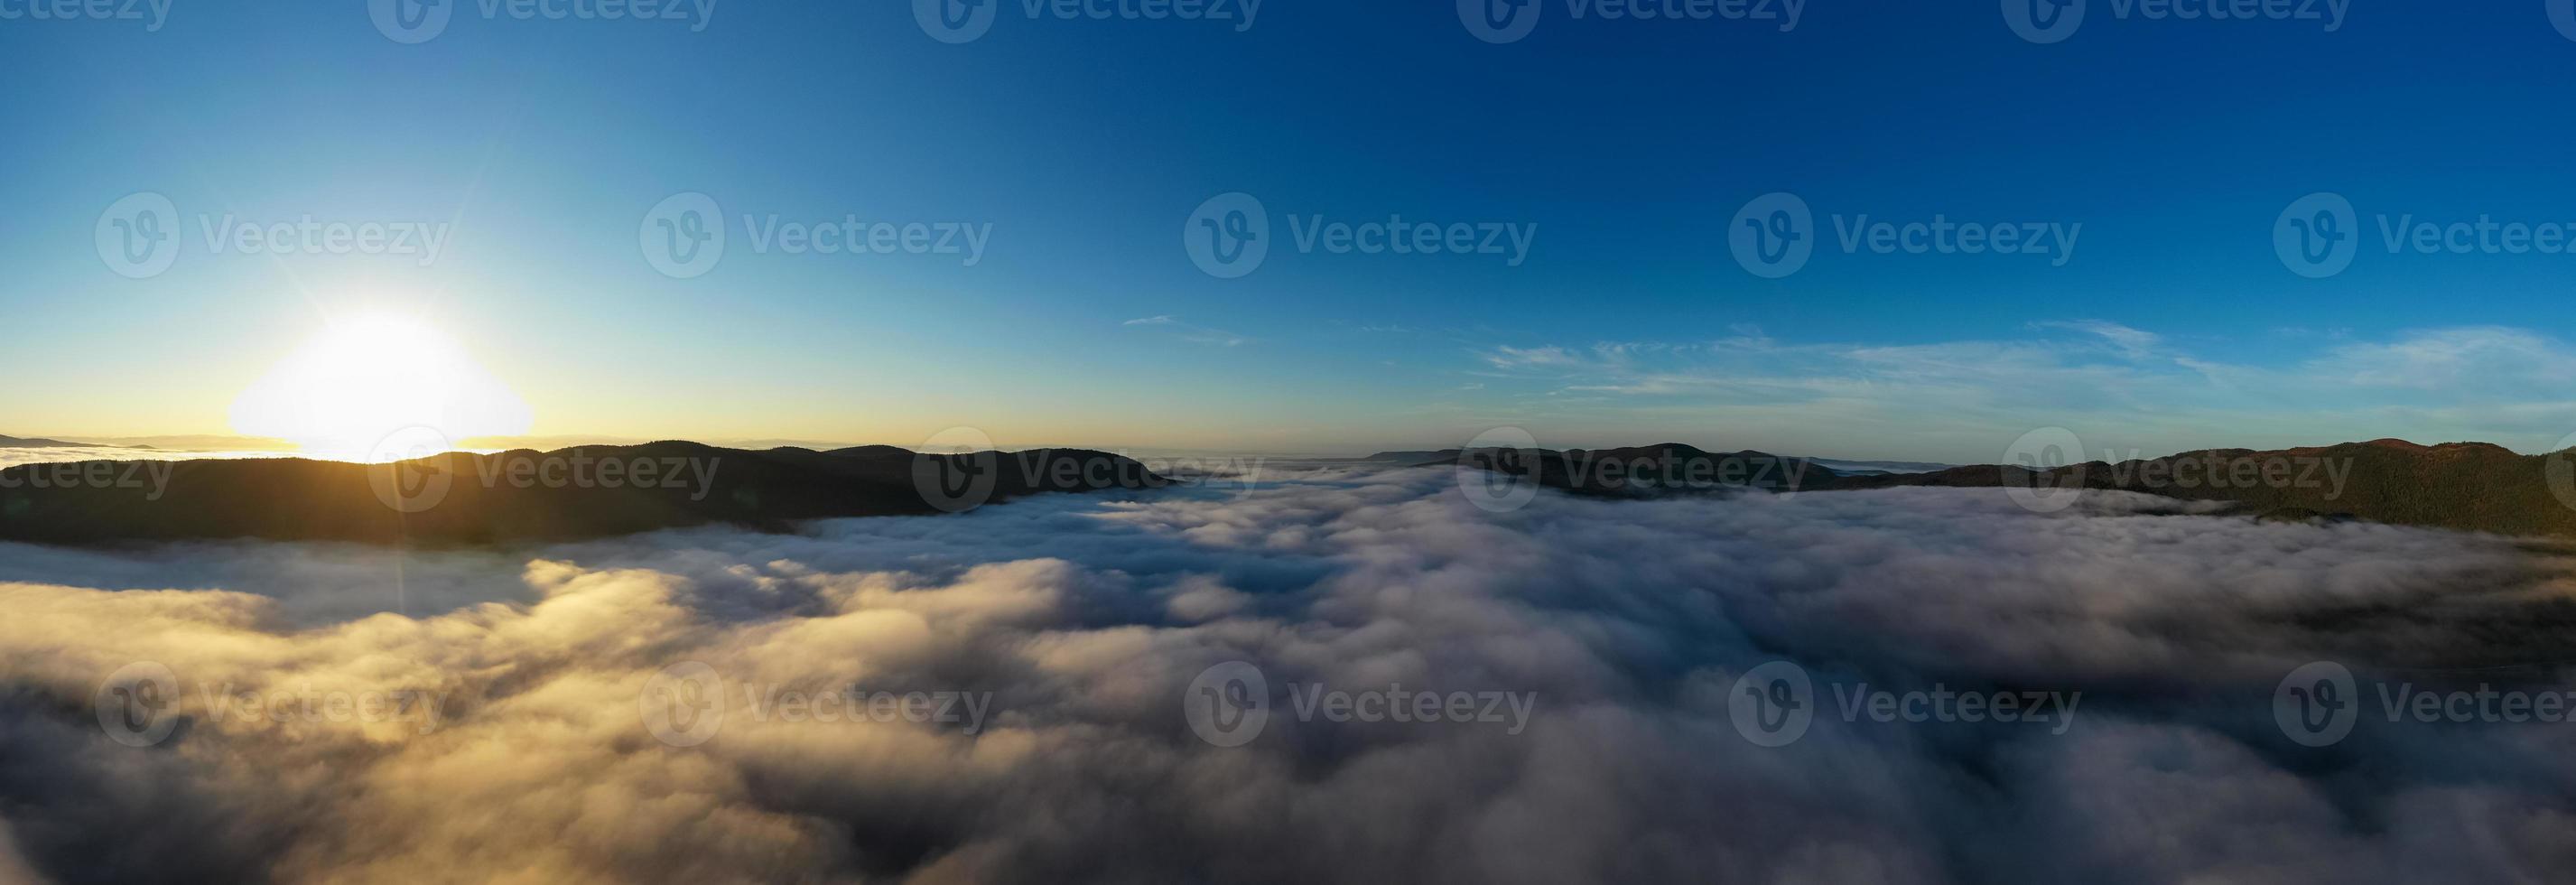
[{"x1": 6, "y1": 1, "x2": 2576, "y2": 461}]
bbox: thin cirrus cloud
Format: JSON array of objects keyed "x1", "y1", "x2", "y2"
[
  {"x1": 1124, "y1": 315, "x2": 1249, "y2": 347},
  {"x1": 1, "y1": 468, "x2": 2571, "y2": 882}
]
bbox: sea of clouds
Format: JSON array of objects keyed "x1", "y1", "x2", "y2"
[{"x1": 2, "y1": 464, "x2": 2573, "y2": 884}]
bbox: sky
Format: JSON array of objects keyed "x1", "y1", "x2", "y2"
[{"x1": 6, "y1": 0, "x2": 2576, "y2": 462}]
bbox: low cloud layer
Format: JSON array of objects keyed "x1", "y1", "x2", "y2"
[{"x1": 2, "y1": 467, "x2": 2572, "y2": 883}]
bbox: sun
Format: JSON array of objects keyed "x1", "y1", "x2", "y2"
[{"x1": 228, "y1": 312, "x2": 533, "y2": 461}]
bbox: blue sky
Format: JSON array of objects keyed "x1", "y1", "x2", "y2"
[{"x1": 5, "y1": 0, "x2": 2576, "y2": 461}]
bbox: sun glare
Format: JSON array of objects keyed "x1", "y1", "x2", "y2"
[{"x1": 228, "y1": 313, "x2": 533, "y2": 461}]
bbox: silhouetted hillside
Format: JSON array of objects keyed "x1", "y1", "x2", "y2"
[
  {"x1": 0, "y1": 443, "x2": 1167, "y2": 546},
  {"x1": 1838, "y1": 439, "x2": 2576, "y2": 536},
  {"x1": 1439, "y1": 442, "x2": 1835, "y2": 496},
  {"x1": 1447, "y1": 438, "x2": 2576, "y2": 537}
]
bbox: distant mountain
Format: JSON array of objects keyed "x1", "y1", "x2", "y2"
[
  {"x1": 1352, "y1": 450, "x2": 1455, "y2": 462},
  {"x1": 1439, "y1": 442, "x2": 1835, "y2": 495},
  {"x1": 1363, "y1": 447, "x2": 1947, "y2": 476},
  {"x1": 34, "y1": 434, "x2": 293, "y2": 452},
  {"x1": 0, "y1": 442, "x2": 1166, "y2": 546},
  {"x1": 823, "y1": 444, "x2": 916, "y2": 459},
  {"x1": 0, "y1": 435, "x2": 98, "y2": 448},
  {"x1": 1449, "y1": 438, "x2": 2576, "y2": 538},
  {"x1": 1838, "y1": 439, "x2": 2575, "y2": 536},
  {"x1": 1803, "y1": 457, "x2": 1955, "y2": 476}
]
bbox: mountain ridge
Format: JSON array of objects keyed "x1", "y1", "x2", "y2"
[
  {"x1": 0, "y1": 442, "x2": 1167, "y2": 546},
  {"x1": 1443, "y1": 437, "x2": 2576, "y2": 538}
]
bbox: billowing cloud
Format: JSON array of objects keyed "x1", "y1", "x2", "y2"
[{"x1": 1, "y1": 467, "x2": 2572, "y2": 883}]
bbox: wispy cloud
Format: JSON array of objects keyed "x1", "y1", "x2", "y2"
[
  {"x1": 1456, "y1": 323, "x2": 2576, "y2": 461},
  {"x1": 1124, "y1": 315, "x2": 1247, "y2": 347}
]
